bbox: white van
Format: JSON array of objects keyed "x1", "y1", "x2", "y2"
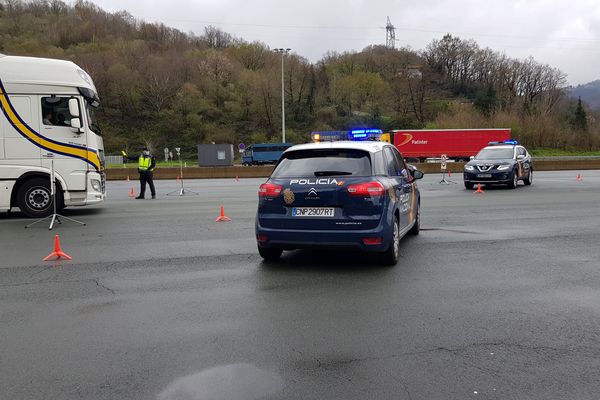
[{"x1": 0, "y1": 54, "x2": 105, "y2": 217}]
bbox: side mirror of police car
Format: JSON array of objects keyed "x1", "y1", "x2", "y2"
[
  {"x1": 517, "y1": 155, "x2": 525, "y2": 160},
  {"x1": 412, "y1": 170, "x2": 424, "y2": 180}
]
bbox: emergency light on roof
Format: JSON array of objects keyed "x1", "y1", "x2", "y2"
[
  {"x1": 311, "y1": 130, "x2": 350, "y2": 142},
  {"x1": 488, "y1": 139, "x2": 519, "y2": 146},
  {"x1": 349, "y1": 129, "x2": 382, "y2": 141}
]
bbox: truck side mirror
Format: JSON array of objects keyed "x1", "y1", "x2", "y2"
[
  {"x1": 70, "y1": 117, "x2": 84, "y2": 134},
  {"x1": 68, "y1": 98, "x2": 80, "y2": 118}
]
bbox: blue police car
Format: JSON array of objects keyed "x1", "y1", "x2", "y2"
[
  {"x1": 463, "y1": 140, "x2": 533, "y2": 189},
  {"x1": 255, "y1": 141, "x2": 424, "y2": 265}
]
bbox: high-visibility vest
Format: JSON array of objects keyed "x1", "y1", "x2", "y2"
[{"x1": 138, "y1": 156, "x2": 152, "y2": 171}]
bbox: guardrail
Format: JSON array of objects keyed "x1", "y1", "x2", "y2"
[{"x1": 104, "y1": 158, "x2": 600, "y2": 180}]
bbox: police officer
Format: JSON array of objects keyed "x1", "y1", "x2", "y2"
[{"x1": 122, "y1": 147, "x2": 156, "y2": 199}]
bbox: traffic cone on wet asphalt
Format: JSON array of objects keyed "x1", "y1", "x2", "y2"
[
  {"x1": 235, "y1": 175, "x2": 239, "y2": 182},
  {"x1": 215, "y1": 205, "x2": 232, "y2": 222},
  {"x1": 176, "y1": 175, "x2": 181, "y2": 182},
  {"x1": 43, "y1": 235, "x2": 73, "y2": 261},
  {"x1": 475, "y1": 183, "x2": 484, "y2": 194},
  {"x1": 126, "y1": 175, "x2": 130, "y2": 182},
  {"x1": 447, "y1": 170, "x2": 452, "y2": 177},
  {"x1": 128, "y1": 187, "x2": 136, "y2": 198},
  {"x1": 576, "y1": 173, "x2": 583, "y2": 181}
]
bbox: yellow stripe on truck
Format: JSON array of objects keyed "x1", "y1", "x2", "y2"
[{"x1": 0, "y1": 83, "x2": 100, "y2": 172}]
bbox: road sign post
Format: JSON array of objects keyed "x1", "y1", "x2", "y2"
[
  {"x1": 166, "y1": 147, "x2": 198, "y2": 196},
  {"x1": 439, "y1": 154, "x2": 455, "y2": 185}
]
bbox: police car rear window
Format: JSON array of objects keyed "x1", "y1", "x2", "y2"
[{"x1": 272, "y1": 149, "x2": 372, "y2": 178}]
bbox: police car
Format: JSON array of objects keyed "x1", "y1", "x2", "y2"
[
  {"x1": 463, "y1": 140, "x2": 533, "y2": 189},
  {"x1": 255, "y1": 141, "x2": 424, "y2": 265}
]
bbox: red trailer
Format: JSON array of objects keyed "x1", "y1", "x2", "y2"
[{"x1": 389, "y1": 128, "x2": 511, "y2": 161}]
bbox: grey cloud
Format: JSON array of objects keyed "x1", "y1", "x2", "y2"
[{"x1": 94, "y1": 0, "x2": 600, "y2": 84}]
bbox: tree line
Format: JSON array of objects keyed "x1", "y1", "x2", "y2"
[{"x1": 1, "y1": 0, "x2": 598, "y2": 157}]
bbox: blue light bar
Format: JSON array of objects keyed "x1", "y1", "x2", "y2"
[
  {"x1": 350, "y1": 129, "x2": 382, "y2": 135},
  {"x1": 349, "y1": 128, "x2": 382, "y2": 140},
  {"x1": 488, "y1": 139, "x2": 519, "y2": 146}
]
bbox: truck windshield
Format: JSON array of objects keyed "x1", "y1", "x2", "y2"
[
  {"x1": 272, "y1": 149, "x2": 372, "y2": 178},
  {"x1": 85, "y1": 102, "x2": 101, "y2": 135}
]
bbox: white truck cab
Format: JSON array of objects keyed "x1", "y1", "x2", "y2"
[{"x1": 0, "y1": 54, "x2": 105, "y2": 217}]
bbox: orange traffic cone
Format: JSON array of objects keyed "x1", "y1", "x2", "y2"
[
  {"x1": 576, "y1": 173, "x2": 583, "y2": 181},
  {"x1": 215, "y1": 205, "x2": 232, "y2": 222},
  {"x1": 128, "y1": 187, "x2": 136, "y2": 198},
  {"x1": 447, "y1": 170, "x2": 452, "y2": 177},
  {"x1": 43, "y1": 235, "x2": 73, "y2": 261},
  {"x1": 176, "y1": 175, "x2": 181, "y2": 182},
  {"x1": 475, "y1": 183, "x2": 484, "y2": 194},
  {"x1": 235, "y1": 175, "x2": 239, "y2": 182},
  {"x1": 126, "y1": 175, "x2": 130, "y2": 182}
]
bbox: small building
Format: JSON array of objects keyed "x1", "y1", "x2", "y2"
[{"x1": 197, "y1": 144, "x2": 234, "y2": 167}]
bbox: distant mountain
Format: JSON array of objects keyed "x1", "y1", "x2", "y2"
[{"x1": 569, "y1": 80, "x2": 600, "y2": 110}]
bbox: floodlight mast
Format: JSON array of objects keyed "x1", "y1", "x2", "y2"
[{"x1": 273, "y1": 48, "x2": 291, "y2": 143}]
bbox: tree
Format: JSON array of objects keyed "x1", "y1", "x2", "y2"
[{"x1": 571, "y1": 98, "x2": 588, "y2": 132}]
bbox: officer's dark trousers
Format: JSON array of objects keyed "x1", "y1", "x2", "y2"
[{"x1": 139, "y1": 170, "x2": 156, "y2": 197}]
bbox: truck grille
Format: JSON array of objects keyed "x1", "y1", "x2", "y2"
[{"x1": 101, "y1": 172, "x2": 106, "y2": 194}]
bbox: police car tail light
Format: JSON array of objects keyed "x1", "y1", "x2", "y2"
[
  {"x1": 362, "y1": 237, "x2": 383, "y2": 245},
  {"x1": 259, "y1": 183, "x2": 283, "y2": 197},
  {"x1": 347, "y1": 182, "x2": 385, "y2": 196}
]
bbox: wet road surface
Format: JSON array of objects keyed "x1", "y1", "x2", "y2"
[{"x1": 1, "y1": 171, "x2": 600, "y2": 399}]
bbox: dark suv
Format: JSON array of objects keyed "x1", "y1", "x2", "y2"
[
  {"x1": 255, "y1": 141, "x2": 424, "y2": 265},
  {"x1": 463, "y1": 141, "x2": 533, "y2": 189}
]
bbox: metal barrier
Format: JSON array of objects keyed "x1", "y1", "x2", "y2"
[{"x1": 105, "y1": 155, "x2": 124, "y2": 165}]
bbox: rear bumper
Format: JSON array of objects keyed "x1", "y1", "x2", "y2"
[{"x1": 255, "y1": 221, "x2": 391, "y2": 252}]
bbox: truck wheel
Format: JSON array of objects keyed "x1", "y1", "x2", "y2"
[
  {"x1": 464, "y1": 182, "x2": 474, "y2": 189},
  {"x1": 17, "y1": 178, "x2": 62, "y2": 218}
]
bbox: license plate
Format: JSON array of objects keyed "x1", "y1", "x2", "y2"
[
  {"x1": 292, "y1": 207, "x2": 335, "y2": 217},
  {"x1": 477, "y1": 174, "x2": 492, "y2": 178}
]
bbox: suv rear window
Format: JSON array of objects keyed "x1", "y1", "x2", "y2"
[{"x1": 272, "y1": 149, "x2": 372, "y2": 178}]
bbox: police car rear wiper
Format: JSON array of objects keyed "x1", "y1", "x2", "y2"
[{"x1": 314, "y1": 170, "x2": 353, "y2": 176}]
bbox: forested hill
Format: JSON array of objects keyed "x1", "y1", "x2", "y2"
[
  {"x1": 1, "y1": 0, "x2": 598, "y2": 154},
  {"x1": 570, "y1": 81, "x2": 600, "y2": 111}
]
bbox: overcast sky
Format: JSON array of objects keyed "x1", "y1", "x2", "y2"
[{"x1": 92, "y1": 0, "x2": 600, "y2": 85}]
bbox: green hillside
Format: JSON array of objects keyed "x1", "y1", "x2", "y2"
[{"x1": 1, "y1": 0, "x2": 599, "y2": 156}]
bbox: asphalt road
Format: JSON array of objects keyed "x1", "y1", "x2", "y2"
[{"x1": 1, "y1": 171, "x2": 600, "y2": 400}]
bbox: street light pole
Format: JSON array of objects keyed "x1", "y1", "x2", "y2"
[{"x1": 274, "y1": 48, "x2": 291, "y2": 143}]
